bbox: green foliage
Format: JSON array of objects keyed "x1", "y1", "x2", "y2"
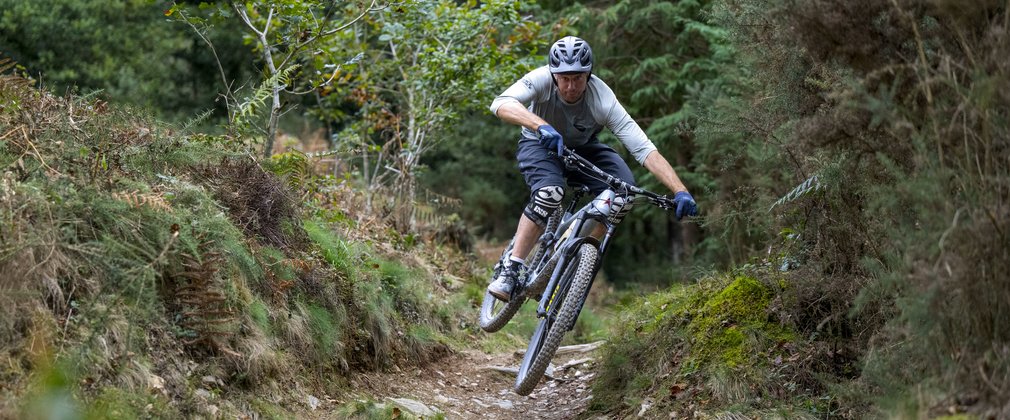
[
  {"x1": 233, "y1": 65, "x2": 300, "y2": 135},
  {"x1": 299, "y1": 299, "x2": 344, "y2": 358},
  {"x1": 84, "y1": 387, "x2": 175, "y2": 420},
  {"x1": 684, "y1": 276, "x2": 794, "y2": 371},
  {"x1": 0, "y1": 0, "x2": 251, "y2": 123},
  {"x1": 313, "y1": 0, "x2": 541, "y2": 228},
  {"x1": 266, "y1": 150, "x2": 311, "y2": 191},
  {"x1": 304, "y1": 219, "x2": 352, "y2": 272},
  {"x1": 302, "y1": 218, "x2": 459, "y2": 367},
  {"x1": 248, "y1": 298, "x2": 272, "y2": 333}
]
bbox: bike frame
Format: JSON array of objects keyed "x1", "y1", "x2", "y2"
[{"x1": 524, "y1": 148, "x2": 671, "y2": 323}]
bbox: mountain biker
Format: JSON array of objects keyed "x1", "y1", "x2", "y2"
[{"x1": 487, "y1": 36, "x2": 698, "y2": 302}]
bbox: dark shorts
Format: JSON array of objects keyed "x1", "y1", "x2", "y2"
[{"x1": 516, "y1": 138, "x2": 636, "y2": 195}]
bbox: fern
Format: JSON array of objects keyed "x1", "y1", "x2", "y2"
[
  {"x1": 0, "y1": 57, "x2": 14, "y2": 74},
  {"x1": 233, "y1": 65, "x2": 299, "y2": 130},
  {"x1": 0, "y1": 56, "x2": 34, "y2": 93},
  {"x1": 179, "y1": 108, "x2": 215, "y2": 134},
  {"x1": 112, "y1": 190, "x2": 172, "y2": 212},
  {"x1": 268, "y1": 150, "x2": 310, "y2": 190},
  {"x1": 172, "y1": 238, "x2": 240, "y2": 357},
  {"x1": 769, "y1": 174, "x2": 823, "y2": 211}
]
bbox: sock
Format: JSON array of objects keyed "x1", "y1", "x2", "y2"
[{"x1": 508, "y1": 255, "x2": 526, "y2": 267}]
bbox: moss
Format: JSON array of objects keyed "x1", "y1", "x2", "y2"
[
  {"x1": 685, "y1": 276, "x2": 795, "y2": 372},
  {"x1": 592, "y1": 274, "x2": 807, "y2": 416}
]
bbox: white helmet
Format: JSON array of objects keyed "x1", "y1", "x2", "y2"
[{"x1": 548, "y1": 36, "x2": 593, "y2": 74}]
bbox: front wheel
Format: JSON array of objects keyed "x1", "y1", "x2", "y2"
[{"x1": 514, "y1": 243, "x2": 598, "y2": 395}]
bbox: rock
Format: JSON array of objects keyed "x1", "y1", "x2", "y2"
[
  {"x1": 637, "y1": 398, "x2": 653, "y2": 417},
  {"x1": 195, "y1": 388, "x2": 212, "y2": 399},
  {"x1": 146, "y1": 374, "x2": 165, "y2": 393},
  {"x1": 307, "y1": 395, "x2": 320, "y2": 410},
  {"x1": 495, "y1": 400, "x2": 514, "y2": 410},
  {"x1": 201, "y1": 375, "x2": 222, "y2": 386},
  {"x1": 387, "y1": 398, "x2": 438, "y2": 417}
]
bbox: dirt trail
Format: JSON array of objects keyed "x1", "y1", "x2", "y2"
[{"x1": 347, "y1": 345, "x2": 603, "y2": 419}]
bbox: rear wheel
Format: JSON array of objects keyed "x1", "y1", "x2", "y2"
[
  {"x1": 478, "y1": 241, "x2": 524, "y2": 332},
  {"x1": 478, "y1": 290, "x2": 524, "y2": 333},
  {"x1": 514, "y1": 243, "x2": 597, "y2": 396}
]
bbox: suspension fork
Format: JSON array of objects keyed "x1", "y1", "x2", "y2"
[
  {"x1": 536, "y1": 219, "x2": 591, "y2": 317},
  {"x1": 535, "y1": 214, "x2": 608, "y2": 319}
]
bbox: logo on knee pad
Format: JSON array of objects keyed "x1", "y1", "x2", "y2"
[{"x1": 525, "y1": 186, "x2": 565, "y2": 227}]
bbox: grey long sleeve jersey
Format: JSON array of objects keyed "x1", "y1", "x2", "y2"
[{"x1": 489, "y1": 66, "x2": 657, "y2": 165}]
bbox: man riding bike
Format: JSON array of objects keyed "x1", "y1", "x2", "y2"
[{"x1": 487, "y1": 35, "x2": 699, "y2": 301}]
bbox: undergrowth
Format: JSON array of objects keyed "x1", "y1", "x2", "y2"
[
  {"x1": 0, "y1": 70, "x2": 481, "y2": 417},
  {"x1": 594, "y1": 0, "x2": 1009, "y2": 418}
]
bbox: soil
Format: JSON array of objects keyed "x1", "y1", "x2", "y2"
[{"x1": 343, "y1": 347, "x2": 602, "y2": 419}]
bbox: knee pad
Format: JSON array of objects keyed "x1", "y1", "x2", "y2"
[{"x1": 523, "y1": 186, "x2": 565, "y2": 227}]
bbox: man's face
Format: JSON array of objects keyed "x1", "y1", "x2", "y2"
[{"x1": 554, "y1": 72, "x2": 589, "y2": 103}]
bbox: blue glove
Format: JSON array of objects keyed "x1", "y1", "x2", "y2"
[
  {"x1": 673, "y1": 191, "x2": 697, "y2": 220},
  {"x1": 537, "y1": 124, "x2": 564, "y2": 156}
]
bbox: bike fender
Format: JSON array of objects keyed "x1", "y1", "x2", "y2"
[{"x1": 562, "y1": 237, "x2": 600, "y2": 259}]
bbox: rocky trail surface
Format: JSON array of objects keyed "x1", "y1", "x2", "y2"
[{"x1": 343, "y1": 341, "x2": 606, "y2": 419}]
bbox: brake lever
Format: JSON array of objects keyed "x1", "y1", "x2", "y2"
[{"x1": 650, "y1": 195, "x2": 676, "y2": 210}]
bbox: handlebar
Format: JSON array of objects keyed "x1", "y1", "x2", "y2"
[{"x1": 551, "y1": 147, "x2": 678, "y2": 211}]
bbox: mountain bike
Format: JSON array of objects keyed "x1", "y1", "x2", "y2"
[{"x1": 477, "y1": 148, "x2": 680, "y2": 395}]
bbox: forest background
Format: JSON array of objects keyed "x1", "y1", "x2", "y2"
[{"x1": 2, "y1": 0, "x2": 1008, "y2": 418}]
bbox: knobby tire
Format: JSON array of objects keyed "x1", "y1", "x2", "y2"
[
  {"x1": 478, "y1": 291, "x2": 524, "y2": 333},
  {"x1": 513, "y1": 243, "x2": 597, "y2": 396}
]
